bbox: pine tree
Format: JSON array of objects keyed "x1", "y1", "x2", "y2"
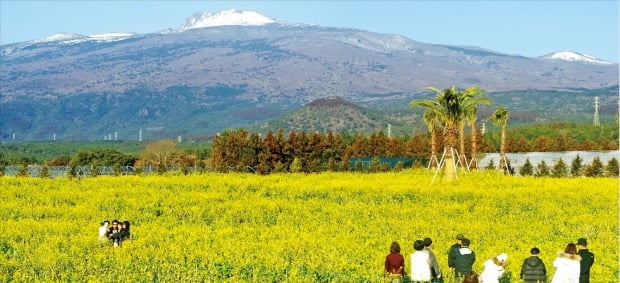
[
  {"x1": 605, "y1": 157, "x2": 619, "y2": 177},
  {"x1": 584, "y1": 157, "x2": 604, "y2": 177},
  {"x1": 40, "y1": 164, "x2": 50, "y2": 178},
  {"x1": 535, "y1": 160, "x2": 550, "y2": 177},
  {"x1": 519, "y1": 158, "x2": 533, "y2": 176},
  {"x1": 570, "y1": 154, "x2": 583, "y2": 177},
  {"x1": 551, "y1": 159, "x2": 568, "y2": 178}
]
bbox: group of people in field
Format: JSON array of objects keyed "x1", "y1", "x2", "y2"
[
  {"x1": 98, "y1": 219, "x2": 131, "y2": 247},
  {"x1": 384, "y1": 234, "x2": 594, "y2": 283}
]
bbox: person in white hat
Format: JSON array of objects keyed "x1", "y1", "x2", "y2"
[{"x1": 480, "y1": 253, "x2": 508, "y2": 283}]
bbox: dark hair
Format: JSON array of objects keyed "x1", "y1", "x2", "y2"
[
  {"x1": 530, "y1": 247, "x2": 540, "y2": 255},
  {"x1": 123, "y1": 220, "x2": 130, "y2": 229},
  {"x1": 104, "y1": 220, "x2": 110, "y2": 224},
  {"x1": 462, "y1": 271, "x2": 480, "y2": 283},
  {"x1": 414, "y1": 240, "x2": 425, "y2": 251},
  {"x1": 112, "y1": 219, "x2": 119, "y2": 224},
  {"x1": 423, "y1": 237, "x2": 432, "y2": 247},
  {"x1": 461, "y1": 238, "x2": 471, "y2": 247},
  {"x1": 390, "y1": 241, "x2": 401, "y2": 254},
  {"x1": 564, "y1": 243, "x2": 577, "y2": 255}
]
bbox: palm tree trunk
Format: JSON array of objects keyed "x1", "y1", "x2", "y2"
[
  {"x1": 443, "y1": 124, "x2": 459, "y2": 181},
  {"x1": 499, "y1": 124, "x2": 507, "y2": 170},
  {"x1": 470, "y1": 121, "x2": 477, "y2": 170},
  {"x1": 459, "y1": 122, "x2": 467, "y2": 169},
  {"x1": 430, "y1": 130, "x2": 438, "y2": 168}
]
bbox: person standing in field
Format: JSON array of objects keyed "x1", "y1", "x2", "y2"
[
  {"x1": 520, "y1": 247, "x2": 547, "y2": 283},
  {"x1": 385, "y1": 241, "x2": 405, "y2": 282},
  {"x1": 551, "y1": 243, "x2": 581, "y2": 283},
  {"x1": 453, "y1": 238, "x2": 475, "y2": 283},
  {"x1": 479, "y1": 253, "x2": 507, "y2": 283},
  {"x1": 423, "y1": 237, "x2": 442, "y2": 281},
  {"x1": 448, "y1": 234, "x2": 464, "y2": 277},
  {"x1": 410, "y1": 239, "x2": 432, "y2": 282},
  {"x1": 576, "y1": 238, "x2": 594, "y2": 283}
]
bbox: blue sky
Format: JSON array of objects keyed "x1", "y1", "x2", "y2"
[{"x1": 1, "y1": 1, "x2": 618, "y2": 62}]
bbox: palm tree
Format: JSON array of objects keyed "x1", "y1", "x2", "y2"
[
  {"x1": 490, "y1": 106, "x2": 510, "y2": 171},
  {"x1": 411, "y1": 86, "x2": 464, "y2": 181},
  {"x1": 422, "y1": 109, "x2": 439, "y2": 168},
  {"x1": 460, "y1": 87, "x2": 492, "y2": 169}
]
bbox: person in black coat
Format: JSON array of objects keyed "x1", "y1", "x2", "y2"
[
  {"x1": 577, "y1": 238, "x2": 594, "y2": 283},
  {"x1": 520, "y1": 247, "x2": 547, "y2": 283}
]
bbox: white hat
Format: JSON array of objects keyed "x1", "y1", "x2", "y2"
[{"x1": 497, "y1": 253, "x2": 508, "y2": 262}]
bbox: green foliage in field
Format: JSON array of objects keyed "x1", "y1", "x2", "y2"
[{"x1": 0, "y1": 172, "x2": 617, "y2": 281}]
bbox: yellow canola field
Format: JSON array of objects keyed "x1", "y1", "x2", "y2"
[{"x1": 0, "y1": 171, "x2": 617, "y2": 282}]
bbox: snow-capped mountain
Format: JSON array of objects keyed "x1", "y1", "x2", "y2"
[
  {"x1": 540, "y1": 51, "x2": 613, "y2": 65},
  {"x1": 179, "y1": 9, "x2": 277, "y2": 31}
]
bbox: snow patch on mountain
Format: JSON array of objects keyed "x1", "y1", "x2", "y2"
[
  {"x1": 87, "y1": 32, "x2": 136, "y2": 42},
  {"x1": 541, "y1": 51, "x2": 613, "y2": 65},
  {"x1": 32, "y1": 33, "x2": 86, "y2": 43},
  {"x1": 179, "y1": 9, "x2": 277, "y2": 31}
]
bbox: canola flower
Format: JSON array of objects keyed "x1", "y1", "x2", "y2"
[{"x1": 0, "y1": 170, "x2": 617, "y2": 282}]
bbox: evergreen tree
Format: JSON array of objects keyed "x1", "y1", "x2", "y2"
[
  {"x1": 584, "y1": 157, "x2": 604, "y2": 177},
  {"x1": 290, "y1": 157, "x2": 302, "y2": 173},
  {"x1": 551, "y1": 159, "x2": 568, "y2": 178},
  {"x1": 40, "y1": 164, "x2": 50, "y2": 178},
  {"x1": 519, "y1": 158, "x2": 534, "y2": 176},
  {"x1": 535, "y1": 160, "x2": 550, "y2": 177},
  {"x1": 605, "y1": 157, "x2": 619, "y2": 177},
  {"x1": 0, "y1": 165, "x2": 5, "y2": 177},
  {"x1": 17, "y1": 163, "x2": 29, "y2": 177},
  {"x1": 570, "y1": 154, "x2": 583, "y2": 177}
]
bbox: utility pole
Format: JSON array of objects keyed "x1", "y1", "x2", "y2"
[
  {"x1": 139, "y1": 129, "x2": 143, "y2": 142},
  {"x1": 114, "y1": 131, "x2": 118, "y2": 141},
  {"x1": 387, "y1": 124, "x2": 392, "y2": 138},
  {"x1": 593, "y1": 96, "x2": 600, "y2": 127}
]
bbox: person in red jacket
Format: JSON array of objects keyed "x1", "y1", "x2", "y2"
[{"x1": 385, "y1": 241, "x2": 405, "y2": 282}]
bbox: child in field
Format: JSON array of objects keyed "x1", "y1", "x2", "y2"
[
  {"x1": 385, "y1": 241, "x2": 405, "y2": 282},
  {"x1": 410, "y1": 239, "x2": 432, "y2": 282},
  {"x1": 520, "y1": 247, "x2": 547, "y2": 283},
  {"x1": 479, "y1": 253, "x2": 507, "y2": 283}
]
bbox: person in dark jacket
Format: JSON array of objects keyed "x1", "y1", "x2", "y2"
[
  {"x1": 520, "y1": 247, "x2": 547, "y2": 283},
  {"x1": 576, "y1": 238, "x2": 594, "y2": 283},
  {"x1": 448, "y1": 233, "x2": 464, "y2": 275},
  {"x1": 453, "y1": 238, "x2": 475, "y2": 283},
  {"x1": 120, "y1": 220, "x2": 131, "y2": 240},
  {"x1": 385, "y1": 241, "x2": 405, "y2": 282}
]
